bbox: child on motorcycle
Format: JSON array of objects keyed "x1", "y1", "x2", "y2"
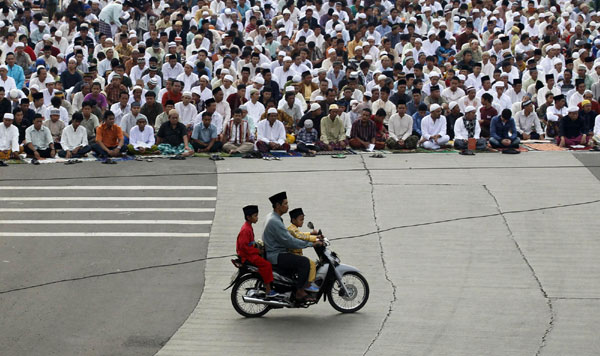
[
  {"x1": 287, "y1": 208, "x2": 320, "y2": 287},
  {"x1": 237, "y1": 205, "x2": 278, "y2": 298}
]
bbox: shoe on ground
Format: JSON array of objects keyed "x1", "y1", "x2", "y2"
[
  {"x1": 592, "y1": 146, "x2": 600, "y2": 151},
  {"x1": 459, "y1": 149, "x2": 475, "y2": 156},
  {"x1": 0, "y1": 161, "x2": 7, "y2": 166},
  {"x1": 31, "y1": 158, "x2": 40, "y2": 165},
  {"x1": 304, "y1": 284, "x2": 319, "y2": 293}
]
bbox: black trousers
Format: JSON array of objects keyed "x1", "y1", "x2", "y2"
[
  {"x1": 58, "y1": 145, "x2": 92, "y2": 158},
  {"x1": 191, "y1": 140, "x2": 223, "y2": 152},
  {"x1": 91, "y1": 143, "x2": 127, "y2": 158},
  {"x1": 277, "y1": 253, "x2": 310, "y2": 289},
  {"x1": 24, "y1": 146, "x2": 53, "y2": 158}
]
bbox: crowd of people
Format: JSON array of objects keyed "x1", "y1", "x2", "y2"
[{"x1": 2, "y1": 0, "x2": 600, "y2": 165}]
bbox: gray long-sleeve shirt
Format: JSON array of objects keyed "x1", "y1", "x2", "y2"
[{"x1": 262, "y1": 211, "x2": 313, "y2": 264}]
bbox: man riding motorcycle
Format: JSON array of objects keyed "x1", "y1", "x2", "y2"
[{"x1": 262, "y1": 191, "x2": 322, "y2": 302}]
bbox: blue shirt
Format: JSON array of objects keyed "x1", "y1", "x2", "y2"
[
  {"x1": 412, "y1": 111, "x2": 429, "y2": 136},
  {"x1": 263, "y1": 212, "x2": 312, "y2": 264},
  {"x1": 490, "y1": 116, "x2": 518, "y2": 141},
  {"x1": 191, "y1": 123, "x2": 217, "y2": 143},
  {"x1": 7, "y1": 64, "x2": 24, "y2": 89}
]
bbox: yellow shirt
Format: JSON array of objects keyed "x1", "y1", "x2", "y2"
[{"x1": 287, "y1": 224, "x2": 317, "y2": 255}]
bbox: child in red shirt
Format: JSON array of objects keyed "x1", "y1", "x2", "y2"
[{"x1": 237, "y1": 205, "x2": 278, "y2": 297}]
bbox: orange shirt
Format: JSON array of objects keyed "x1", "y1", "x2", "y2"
[{"x1": 96, "y1": 123, "x2": 123, "y2": 147}]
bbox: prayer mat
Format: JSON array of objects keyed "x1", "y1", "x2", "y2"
[
  {"x1": 193, "y1": 152, "x2": 232, "y2": 157},
  {"x1": 389, "y1": 149, "x2": 418, "y2": 153},
  {"x1": 22, "y1": 157, "x2": 98, "y2": 164},
  {"x1": 524, "y1": 143, "x2": 567, "y2": 151},
  {"x1": 267, "y1": 151, "x2": 303, "y2": 158},
  {"x1": 486, "y1": 146, "x2": 529, "y2": 153},
  {"x1": 415, "y1": 147, "x2": 459, "y2": 153},
  {"x1": 314, "y1": 150, "x2": 354, "y2": 155}
]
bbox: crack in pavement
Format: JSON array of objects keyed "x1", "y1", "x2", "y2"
[
  {"x1": 360, "y1": 156, "x2": 397, "y2": 356},
  {"x1": 483, "y1": 185, "x2": 555, "y2": 356}
]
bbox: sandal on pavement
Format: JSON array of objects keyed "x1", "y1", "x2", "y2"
[{"x1": 331, "y1": 154, "x2": 346, "y2": 159}]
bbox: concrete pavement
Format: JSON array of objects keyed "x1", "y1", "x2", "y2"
[
  {"x1": 0, "y1": 159, "x2": 216, "y2": 356},
  {"x1": 158, "y1": 152, "x2": 600, "y2": 356}
]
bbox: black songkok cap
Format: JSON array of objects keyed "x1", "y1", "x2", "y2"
[
  {"x1": 243, "y1": 205, "x2": 258, "y2": 217},
  {"x1": 545, "y1": 74, "x2": 554, "y2": 80},
  {"x1": 269, "y1": 191, "x2": 287, "y2": 205},
  {"x1": 289, "y1": 208, "x2": 304, "y2": 219},
  {"x1": 554, "y1": 94, "x2": 565, "y2": 101}
]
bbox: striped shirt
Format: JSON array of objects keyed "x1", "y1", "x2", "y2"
[{"x1": 350, "y1": 119, "x2": 376, "y2": 142}]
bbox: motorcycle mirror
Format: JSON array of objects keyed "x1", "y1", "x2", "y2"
[{"x1": 307, "y1": 221, "x2": 314, "y2": 229}]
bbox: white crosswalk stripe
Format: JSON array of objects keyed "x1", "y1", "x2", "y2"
[{"x1": 0, "y1": 185, "x2": 216, "y2": 238}]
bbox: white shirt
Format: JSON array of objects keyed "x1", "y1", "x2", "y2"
[
  {"x1": 454, "y1": 117, "x2": 481, "y2": 140},
  {"x1": 162, "y1": 62, "x2": 184, "y2": 81},
  {"x1": 60, "y1": 124, "x2": 88, "y2": 151},
  {"x1": 215, "y1": 100, "x2": 231, "y2": 121},
  {"x1": 177, "y1": 72, "x2": 199, "y2": 92},
  {"x1": 420, "y1": 114, "x2": 447, "y2": 139},
  {"x1": 594, "y1": 116, "x2": 600, "y2": 137},
  {"x1": 130, "y1": 65, "x2": 147, "y2": 84},
  {"x1": 245, "y1": 100, "x2": 266, "y2": 128},
  {"x1": 514, "y1": 109, "x2": 543, "y2": 135},
  {"x1": 0, "y1": 123, "x2": 19, "y2": 151},
  {"x1": 388, "y1": 113, "x2": 413, "y2": 141},
  {"x1": 174, "y1": 102, "x2": 198, "y2": 126},
  {"x1": 110, "y1": 103, "x2": 130, "y2": 126},
  {"x1": 44, "y1": 106, "x2": 70, "y2": 125},
  {"x1": 257, "y1": 118, "x2": 286, "y2": 145},
  {"x1": 546, "y1": 105, "x2": 568, "y2": 122},
  {"x1": 129, "y1": 125, "x2": 155, "y2": 148},
  {"x1": 441, "y1": 87, "x2": 466, "y2": 103},
  {"x1": 0, "y1": 76, "x2": 16, "y2": 93}
]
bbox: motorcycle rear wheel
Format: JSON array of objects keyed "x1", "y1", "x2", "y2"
[
  {"x1": 327, "y1": 271, "x2": 369, "y2": 313},
  {"x1": 231, "y1": 274, "x2": 271, "y2": 318}
]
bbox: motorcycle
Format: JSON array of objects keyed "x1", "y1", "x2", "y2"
[{"x1": 225, "y1": 222, "x2": 369, "y2": 317}]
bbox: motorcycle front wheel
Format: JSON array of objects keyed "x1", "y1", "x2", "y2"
[
  {"x1": 327, "y1": 271, "x2": 370, "y2": 313},
  {"x1": 231, "y1": 274, "x2": 271, "y2": 318}
]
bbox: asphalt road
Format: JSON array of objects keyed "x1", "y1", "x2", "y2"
[{"x1": 0, "y1": 158, "x2": 216, "y2": 356}]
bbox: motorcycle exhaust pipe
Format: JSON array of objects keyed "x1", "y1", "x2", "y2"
[{"x1": 242, "y1": 296, "x2": 291, "y2": 307}]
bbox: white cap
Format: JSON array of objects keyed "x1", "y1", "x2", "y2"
[
  {"x1": 225, "y1": 8, "x2": 232, "y2": 14},
  {"x1": 278, "y1": 51, "x2": 286, "y2": 57},
  {"x1": 567, "y1": 106, "x2": 579, "y2": 113},
  {"x1": 267, "y1": 108, "x2": 278, "y2": 114},
  {"x1": 254, "y1": 77, "x2": 264, "y2": 84},
  {"x1": 335, "y1": 24, "x2": 343, "y2": 31},
  {"x1": 465, "y1": 106, "x2": 476, "y2": 113},
  {"x1": 449, "y1": 101, "x2": 458, "y2": 110},
  {"x1": 42, "y1": 34, "x2": 51, "y2": 41},
  {"x1": 429, "y1": 72, "x2": 440, "y2": 78},
  {"x1": 285, "y1": 86, "x2": 296, "y2": 93},
  {"x1": 283, "y1": 9, "x2": 291, "y2": 14},
  {"x1": 309, "y1": 103, "x2": 320, "y2": 112},
  {"x1": 39, "y1": 20, "x2": 46, "y2": 26},
  {"x1": 328, "y1": 48, "x2": 336, "y2": 54},
  {"x1": 4, "y1": 113, "x2": 14, "y2": 119},
  {"x1": 55, "y1": 30, "x2": 62, "y2": 37},
  {"x1": 430, "y1": 104, "x2": 441, "y2": 112},
  {"x1": 223, "y1": 75, "x2": 233, "y2": 82},
  {"x1": 182, "y1": 91, "x2": 192, "y2": 97},
  {"x1": 283, "y1": 56, "x2": 292, "y2": 62},
  {"x1": 493, "y1": 82, "x2": 504, "y2": 88}
]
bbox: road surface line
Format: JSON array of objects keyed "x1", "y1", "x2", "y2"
[
  {"x1": 0, "y1": 220, "x2": 213, "y2": 225},
  {"x1": 0, "y1": 208, "x2": 215, "y2": 213},
  {"x1": 0, "y1": 197, "x2": 216, "y2": 201},
  {"x1": 0, "y1": 232, "x2": 210, "y2": 237},
  {"x1": 0, "y1": 186, "x2": 217, "y2": 190}
]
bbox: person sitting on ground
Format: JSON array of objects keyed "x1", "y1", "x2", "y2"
[
  {"x1": 349, "y1": 108, "x2": 379, "y2": 150},
  {"x1": 25, "y1": 115, "x2": 56, "y2": 163},
  {"x1": 490, "y1": 109, "x2": 521, "y2": 149},
  {"x1": 546, "y1": 94, "x2": 567, "y2": 138},
  {"x1": 0, "y1": 113, "x2": 21, "y2": 165},
  {"x1": 91, "y1": 110, "x2": 128, "y2": 158},
  {"x1": 222, "y1": 109, "x2": 255, "y2": 154},
  {"x1": 592, "y1": 115, "x2": 600, "y2": 149},
  {"x1": 128, "y1": 116, "x2": 157, "y2": 155},
  {"x1": 295, "y1": 119, "x2": 322, "y2": 156},
  {"x1": 256, "y1": 108, "x2": 290, "y2": 153},
  {"x1": 191, "y1": 111, "x2": 223, "y2": 153},
  {"x1": 156, "y1": 109, "x2": 194, "y2": 157},
  {"x1": 515, "y1": 100, "x2": 544, "y2": 140},
  {"x1": 386, "y1": 101, "x2": 418, "y2": 149},
  {"x1": 237, "y1": 204, "x2": 278, "y2": 298},
  {"x1": 43, "y1": 108, "x2": 65, "y2": 149},
  {"x1": 287, "y1": 208, "x2": 320, "y2": 286},
  {"x1": 120, "y1": 101, "x2": 148, "y2": 139},
  {"x1": 453, "y1": 106, "x2": 488, "y2": 151},
  {"x1": 478, "y1": 93, "x2": 497, "y2": 138},
  {"x1": 557, "y1": 106, "x2": 589, "y2": 148},
  {"x1": 59, "y1": 112, "x2": 92, "y2": 158},
  {"x1": 372, "y1": 108, "x2": 389, "y2": 146},
  {"x1": 263, "y1": 192, "x2": 322, "y2": 302},
  {"x1": 80, "y1": 100, "x2": 100, "y2": 143},
  {"x1": 578, "y1": 100, "x2": 596, "y2": 140},
  {"x1": 420, "y1": 103, "x2": 450, "y2": 150},
  {"x1": 319, "y1": 104, "x2": 348, "y2": 151}
]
